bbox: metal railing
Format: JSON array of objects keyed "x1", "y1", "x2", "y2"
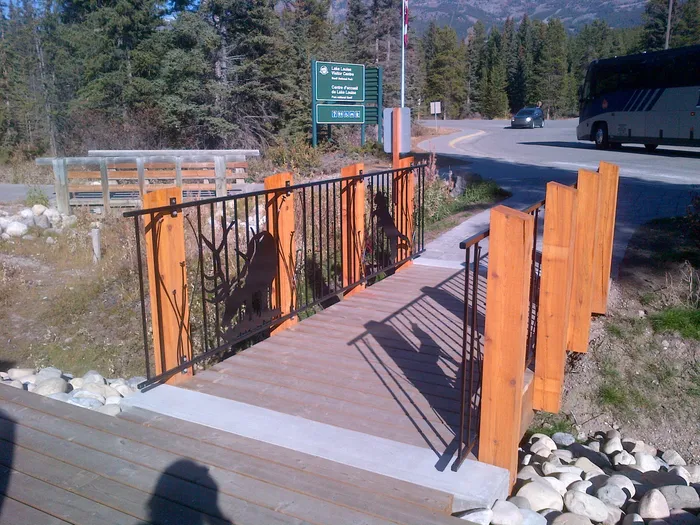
[
  {"x1": 125, "y1": 164, "x2": 427, "y2": 388},
  {"x1": 452, "y1": 197, "x2": 545, "y2": 471}
]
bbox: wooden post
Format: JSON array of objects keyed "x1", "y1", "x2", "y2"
[
  {"x1": 394, "y1": 156, "x2": 415, "y2": 269},
  {"x1": 143, "y1": 187, "x2": 193, "y2": 384},
  {"x1": 214, "y1": 157, "x2": 227, "y2": 198},
  {"x1": 591, "y1": 162, "x2": 620, "y2": 315},
  {"x1": 265, "y1": 172, "x2": 297, "y2": 334},
  {"x1": 533, "y1": 183, "x2": 578, "y2": 413},
  {"x1": 566, "y1": 170, "x2": 602, "y2": 353},
  {"x1": 479, "y1": 205, "x2": 534, "y2": 486},
  {"x1": 52, "y1": 158, "x2": 70, "y2": 214},
  {"x1": 136, "y1": 158, "x2": 146, "y2": 200},
  {"x1": 392, "y1": 108, "x2": 400, "y2": 168},
  {"x1": 340, "y1": 163, "x2": 366, "y2": 297},
  {"x1": 99, "y1": 159, "x2": 110, "y2": 213}
]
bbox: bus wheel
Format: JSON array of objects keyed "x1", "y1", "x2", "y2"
[
  {"x1": 594, "y1": 124, "x2": 609, "y2": 149},
  {"x1": 645, "y1": 144, "x2": 658, "y2": 152}
]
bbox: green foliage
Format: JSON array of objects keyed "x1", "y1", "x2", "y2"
[
  {"x1": 650, "y1": 308, "x2": 700, "y2": 340},
  {"x1": 266, "y1": 137, "x2": 323, "y2": 175},
  {"x1": 423, "y1": 24, "x2": 466, "y2": 118},
  {"x1": 423, "y1": 178, "x2": 508, "y2": 226},
  {"x1": 24, "y1": 187, "x2": 50, "y2": 207},
  {"x1": 527, "y1": 412, "x2": 576, "y2": 438}
]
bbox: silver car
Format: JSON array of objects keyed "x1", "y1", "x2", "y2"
[{"x1": 511, "y1": 107, "x2": 545, "y2": 128}]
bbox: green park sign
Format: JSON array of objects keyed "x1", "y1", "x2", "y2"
[
  {"x1": 315, "y1": 61, "x2": 365, "y2": 102},
  {"x1": 316, "y1": 105, "x2": 365, "y2": 124}
]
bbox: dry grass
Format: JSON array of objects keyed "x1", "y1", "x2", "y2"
[{"x1": 0, "y1": 162, "x2": 53, "y2": 185}]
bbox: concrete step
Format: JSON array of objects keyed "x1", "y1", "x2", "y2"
[{"x1": 122, "y1": 384, "x2": 509, "y2": 513}]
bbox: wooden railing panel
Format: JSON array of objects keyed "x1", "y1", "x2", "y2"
[
  {"x1": 591, "y1": 162, "x2": 620, "y2": 314},
  {"x1": 340, "y1": 163, "x2": 366, "y2": 297}
]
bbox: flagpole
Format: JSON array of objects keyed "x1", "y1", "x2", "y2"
[{"x1": 401, "y1": 0, "x2": 405, "y2": 107}]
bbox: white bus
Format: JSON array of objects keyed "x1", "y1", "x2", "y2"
[{"x1": 577, "y1": 45, "x2": 700, "y2": 151}]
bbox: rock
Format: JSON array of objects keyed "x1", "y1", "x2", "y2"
[
  {"x1": 35, "y1": 367, "x2": 62, "y2": 382},
  {"x1": 521, "y1": 509, "x2": 547, "y2": 525},
  {"x1": 62, "y1": 215, "x2": 77, "y2": 228},
  {"x1": 126, "y1": 377, "x2": 146, "y2": 390},
  {"x1": 657, "y1": 486, "x2": 700, "y2": 511},
  {"x1": 553, "y1": 433, "x2": 577, "y2": 447},
  {"x1": 45, "y1": 236, "x2": 56, "y2": 245},
  {"x1": 26, "y1": 383, "x2": 36, "y2": 392},
  {"x1": 542, "y1": 477, "x2": 569, "y2": 496},
  {"x1": 573, "y1": 452, "x2": 611, "y2": 473},
  {"x1": 551, "y1": 450, "x2": 575, "y2": 463},
  {"x1": 31, "y1": 204, "x2": 47, "y2": 216},
  {"x1": 532, "y1": 441, "x2": 555, "y2": 458},
  {"x1": 603, "y1": 505, "x2": 625, "y2": 525},
  {"x1": 1, "y1": 233, "x2": 10, "y2": 240},
  {"x1": 648, "y1": 520, "x2": 669, "y2": 525},
  {"x1": 7, "y1": 368, "x2": 35, "y2": 381},
  {"x1": 109, "y1": 378, "x2": 128, "y2": 387},
  {"x1": 458, "y1": 508, "x2": 493, "y2": 524},
  {"x1": 563, "y1": 490, "x2": 610, "y2": 522},
  {"x1": 5, "y1": 221, "x2": 28, "y2": 237},
  {"x1": 22, "y1": 234, "x2": 36, "y2": 241},
  {"x1": 46, "y1": 392, "x2": 71, "y2": 402},
  {"x1": 95, "y1": 404, "x2": 121, "y2": 416},
  {"x1": 492, "y1": 500, "x2": 524, "y2": 525},
  {"x1": 603, "y1": 438, "x2": 624, "y2": 456},
  {"x1": 82, "y1": 370, "x2": 106, "y2": 384},
  {"x1": 522, "y1": 454, "x2": 533, "y2": 466},
  {"x1": 543, "y1": 463, "x2": 584, "y2": 477},
  {"x1": 114, "y1": 384, "x2": 134, "y2": 397},
  {"x1": 584, "y1": 471, "x2": 607, "y2": 482},
  {"x1": 668, "y1": 467, "x2": 691, "y2": 484},
  {"x1": 540, "y1": 510, "x2": 563, "y2": 525},
  {"x1": 612, "y1": 451, "x2": 635, "y2": 467},
  {"x1": 683, "y1": 466, "x2": 700, "y2": 484},
  {"x1": 662, "y1": 450, "x2": 686, "y2": 467},
  {"x1": 68, "y1": 397, "x2": 103, "y2": 409},
  {"x1": 1, "y1": 380, "x2": 23, "y2": 389},
  {"x1": 551, "y1": 513, "x2": 592, "y2": 525},
  {"x1": 639, "y1": 489, "x2": 670, "y2": 520},
  {"x1": 33, "y1": 378, "x2": 69, "y2": 396},
  {"x1": 19, "y1": 374, "x2": 36, "y2": 385},
  {"x1": 104, "y1": 396, "x2": 121, "y2": 406},
  {"x1": 622, "y1": 513, "x2": 644, "y2": 525},
  {"x1": 0, "y1": 372, "x2": 7, "y2": 380},
  {"x1": 635, "y1": 453, "x2": 661, "y2": 472},
  {"x1": 596, "y1": 484, "x2": 628, "y2": 508},
  {"x1": 606, "y1": 430, "x2": 622, "y2": 440},
  {"x1": 665, "y1": 509, "x2": 700, "y2": 525},
  {"x1": 556, "y1": 473, "x2": 584, "y2": 489},
  {"x1": 519, "y1": 466, "x2": 545, "y2": 482},
  {"x1": 606, "y1": 475, "x2": 636, "y2": 499},
  {"x1": 69, "y1": 377, "x2": 84, "y2": 389},
  {"x1": 81, "y1": 382, "x2": 121, "y2": 399},
  {"x1": 588, "y1": 442, "x2": 602, "y2": 453},
  {"x1": 510, "y1": 497, "x2": 533, "y2": 510},
  {"x1": 569, "y1": 481, "x2": 594, "y2": 495},
  {"x1": 71, "y1": 389, "x2": 105, "y2": 404},
  {"x1": 641, "y1": 471, "x2": 688, "y2": 489},
  {"x1": 517, "y1": 481, "x2": 565, "y2": 512},
  {"x1": 530, "y1": 434, "x2": 558, "y2": 453},
  {"x1": 34, "y1": 214, "x2": 50, "y2": 229}
]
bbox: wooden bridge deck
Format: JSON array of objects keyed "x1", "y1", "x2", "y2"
[
  {"x1": 0, "y1": 385, "x2": 465, "y2": 525},
  {"x1": 184, "y1": 264, "x2": 480, "y2": 462}
]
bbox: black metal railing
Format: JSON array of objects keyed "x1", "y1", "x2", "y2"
[
  {"x1": 125, "y1": 164, "x2": 426, "y2": 388},
  {"x1": 452, "y1": 197, "x2": 545, "y2": 471}
]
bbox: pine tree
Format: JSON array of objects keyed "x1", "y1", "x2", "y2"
[
  {"x1": 480, "y1": 28, "x2": 509, "y2": 119},
  {"x1": 465, "y1": 20, "x2": 486, "y2": 115},
  {"x1": 641, "y1": 0, "x2": 677, "y2": 51},
  {"x1": 676, "y1": 0, "x2": 700, "y2": 46},
  {"x1": 345, "y1": 0, "x2": 372, "y2": 63},
  {"x1": 424, "y1": 25, "x2": 466, "y2": 118},
  {"x1": 532, "y1": 19, "x2": 568, "y2": 118},
  {"x1": 502, "y1": 17, "x2": 518, "y2": 111}
]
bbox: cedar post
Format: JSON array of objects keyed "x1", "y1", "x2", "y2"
[
  {"x1": 591, "y1": 161, "x2": 620, "y2": 314},
  {"x1": 479, "y1": 205, "x2": 534, "y2": 486},
  {"x1": 265, "y1": 172, "x2": 297, "y2": 334},
  {"x1": 533, "y1": 183, "x2": 578, "y2": 412},
  {"x1": 566, "y1": 170, "x2": 602, "y2": 353},
  {"x1": 143, "y1": 187, "x2": 193, "y2": 384},
  {"x1": 394, "y1": 156, "x2": 415, "y2": 269},
  {"x1": 340, "y1": 163, "x2": 365, "y2": 297}
]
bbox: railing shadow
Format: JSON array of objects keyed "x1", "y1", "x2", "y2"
[{"x1": 0, "y1": 409, "x2": 16, "y2": 520}]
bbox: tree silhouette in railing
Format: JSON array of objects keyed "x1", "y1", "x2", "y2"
[{"x1": 367, "y1": 191, "x2": 412, "y2": 272}]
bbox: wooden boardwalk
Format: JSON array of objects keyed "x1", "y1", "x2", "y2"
[
  {"x1": 0, "y1": 385, "x2": 465, "y2": 524},
  {"x1": 184, "y1": 264, "x2": 479, "y2": 462}
]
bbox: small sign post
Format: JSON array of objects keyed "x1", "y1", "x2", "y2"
[{"x1": 430, "y1": 101, "x2": 441, "y2": 131}]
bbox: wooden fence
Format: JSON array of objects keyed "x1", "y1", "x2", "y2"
[
  {"x1": 477, "y1": 161, "x2": 620, "y2": 485},
  {"x1": 36, "y1": 150, "x2": 260, "y2": 214}
]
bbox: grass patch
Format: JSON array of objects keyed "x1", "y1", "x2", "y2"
[
  {"x1": 605, "y1": 322, "x2": 624, "y2": 338},
  {"x1": 650, "y1": 308, "x2": 700, "y2": 339},
  {"x1": 597, "y1": 383, "x2": 627, "y2": 409},
  {"x1": 527, "y1": 412, "x2": 576, "y2": 438},
  {"x1": 24, "y1": 186, "x2": 49, "y2": 207}
]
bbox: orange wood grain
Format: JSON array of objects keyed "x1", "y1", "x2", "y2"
[
  {"x1": 340, "y1": 163, "x2": 366, "y2": 297},
  {"x1": 591, "y1": 161, "x2": 620, "y2": 314}
]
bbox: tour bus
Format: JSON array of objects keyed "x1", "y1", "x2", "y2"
[{"x1": 577, "y1": 44, "x2": 700, "y2": 151}]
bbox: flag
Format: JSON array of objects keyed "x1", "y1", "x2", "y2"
[{"x1": 403, "y1": 0, "x2": 409, "y2": 47}]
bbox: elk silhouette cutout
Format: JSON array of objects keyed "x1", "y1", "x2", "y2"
[{"x1": 372, "y1": 192, "x2": 411, "y2": 263}]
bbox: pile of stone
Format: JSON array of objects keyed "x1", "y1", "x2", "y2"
[
  {"x1": 459, "y1": 431, "x2": 700, "y2": 525},
  {"x1": 0, "y1": 366, "x2": 145, "y2": 416},
  {"x1": 0, "y1": 205, "x2": 77, "y2": 241}
]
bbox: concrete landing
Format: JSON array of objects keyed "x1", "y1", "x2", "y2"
[{"x1": 122, "y1": 385, "x2": 509, "y2": 513}]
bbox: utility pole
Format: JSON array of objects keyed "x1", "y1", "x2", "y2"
[{"x1": 664, "y1": 0, "x2": 674, "y2": 50}]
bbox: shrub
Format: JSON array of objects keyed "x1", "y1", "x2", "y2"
[{"x1": 25, "y1": 186, "x2": 50, "y2": 207}]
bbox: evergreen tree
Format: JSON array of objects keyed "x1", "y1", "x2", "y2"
[
  {"x1": 465, "y1": 20, "x2": 486, "y2": 115},
  {"x1": 641, "y1": 0, "x2": 677, "y2": 51},
  {"x1": 676, "y1": 0, "x2": 700, "y2": 46},
  {"x1": 480, "y1": 28, "x2": 509, "y2": 118},
  {"x1": 424, "y1": 25, "x2": 465, "y2": 118},
  {"x1": 502, "y1": 17, "x2": 519, "y2": 111},
  {"x1": 345, "y1": 0, "x2": 371, "y2": 63},
  {"x1": 533, "y1": 19, "x2": 568, "y2": 118}
]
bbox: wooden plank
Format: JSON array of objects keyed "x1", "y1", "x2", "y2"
[
  {"x1": 0, "y1": 393, "x2": 456, "y2": 525},
  {"x1": 143, "y1": 187, "x2": 193, "y2": 384},
  {"x1": 120, "y1": 407, "x2": 455, "y2": 514},
  {"x1": 478, "y1": 205, "x2": 533, "y2": 487},
  {"x1": 533, "y1": 182, "x2": 578, "y2": 413},
  {"x1": 67, "y1": 171, "x2": 102, "y2": 179},
  {"x1": 0, "y1": 496, "x2": 71, "y2": 525},
  {"x1": 340, "y1": 163, "x2": 366, "y2": 297},
  {"x1": 591, "y1": 161, "x2": 620, "y2": 314},
  {"x1": 0, "y1": 465, "x2": 136, "y2": 525},
  {"x1": 520, "y1": 370, "x2": 535, "y2": 437},
  {"x1": 566, "y1": 170, "x2": 602, "y2": 353}
]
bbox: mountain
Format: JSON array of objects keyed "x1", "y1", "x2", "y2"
[{"x1": 331, "y1": 0, "x2": 646, "y2": 35}]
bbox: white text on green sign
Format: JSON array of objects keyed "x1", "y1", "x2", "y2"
[{"x1": 316, "y1": 62, "x2": 365, "y2": 102}]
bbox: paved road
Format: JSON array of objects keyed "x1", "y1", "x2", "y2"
[
  {"x1": 416, "y1": 119, "x2": 700, "y2": 273},
  {"x1": 0, "y1": 184, "x2": 55, "y2": 204}
]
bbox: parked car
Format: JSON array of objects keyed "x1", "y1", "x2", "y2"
[{"x1": 511, "y1": 107, "x2": 545, "y2": 128}]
